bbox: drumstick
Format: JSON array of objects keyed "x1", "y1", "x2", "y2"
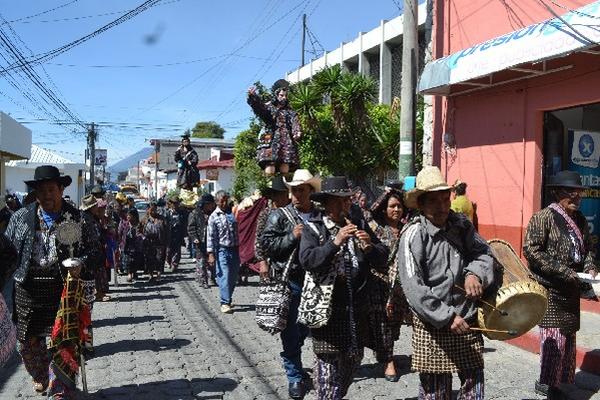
[
  {"x1": 454, "y1": 285, "x2": 509, "y2": 316},
  {"x1": 469, "y1": 327, "x2": 517, "y2": 336}
]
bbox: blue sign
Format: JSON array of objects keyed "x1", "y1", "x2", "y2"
[{"x1": 568, "y1": 130, "x2": 600, "y2": 259}]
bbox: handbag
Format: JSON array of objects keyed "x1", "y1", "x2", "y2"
[
  {"x1": 255, "y1": 207, "x2": 298, "y2": 334},
  {"x1": 255, "y1": 248, "x2": 295, "y2": 334},
  {"x1": 0, "y1": 294, "x2": 16, "y2": 367},
  {"x1": 297, "y1": 222, "x2": 337, "y2": 329}
]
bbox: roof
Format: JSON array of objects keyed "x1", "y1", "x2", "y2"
[
  {"x1": 6, "y1": 145, "x2": 76, "y2": 166},
  {"x1": 197, "y1": 159, "x2": 234, "y2": 170},
  {"x1": 150, "y1": 137, "x2": 235, "y2": 147}
]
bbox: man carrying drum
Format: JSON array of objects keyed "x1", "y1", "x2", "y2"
[
  {"x1": 524, "y1": 170, "x2": 598, "y2": 400},
  {"x1": 397, "y1": 166, "x2": 495, "y2": 400}
]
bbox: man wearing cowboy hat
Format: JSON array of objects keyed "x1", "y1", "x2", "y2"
[
  {"x1": 398, "y1": 166, "x2": 494, "y2": 399},
  {"x1": 524, "y1": 170, "x2": 598, "y2": 399},
  {"x1": 259, "y1": 169, "x2": 321, "y2": 399},
  {"x1": 298, "y1": 176, "x2": 388, "y2": 400},
  {"x1": 4, "y1": 165, "x2": 99, "y2": 398},
  {"x1": 188, "y1": 193, "x2": 216, "y2": 288}
]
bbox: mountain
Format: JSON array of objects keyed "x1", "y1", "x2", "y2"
[{"x1": 107, "y1": 147, "x2": 154, "y2": 174}]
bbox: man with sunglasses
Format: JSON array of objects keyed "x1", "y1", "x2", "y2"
[{"x1": 524, "y1": 170, "x2": 598, "y2": 400}]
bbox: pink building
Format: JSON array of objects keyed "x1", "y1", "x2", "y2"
[{"x1": 421, "y1": 1, "x2": 600, "y2": 254}]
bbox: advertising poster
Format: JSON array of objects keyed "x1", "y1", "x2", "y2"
[
  {"x1": 94, "y1": 149, "x2": 107, "y2": 166},
  {"x1": 568, "y1": 130, "x2": 600, "y2": 258}
]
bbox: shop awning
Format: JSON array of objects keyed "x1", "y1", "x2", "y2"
[{"x1": 419, "y1": 1, "x2": 600, "y2": 96}]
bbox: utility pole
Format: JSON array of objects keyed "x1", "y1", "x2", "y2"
[
  {"x1": 87, "y1": 123, "x2": 97, "y2": 192},
  {"x1": 301, "y1": 14, "x2": 307, "y2": 66},
  {"x1": 154, "y1": 140, "x2": 159, "y2": 200},
  {"x1": 399, "y1": 0, "x2": 418, "y2": 178}
]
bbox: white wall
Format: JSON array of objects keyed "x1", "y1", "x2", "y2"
[
  {"x1": 198, "y1": 168, "x2": 234, "y2": 195},
  {"x1": 6, "y1": 164, "x2": 85, "y2": 205}
]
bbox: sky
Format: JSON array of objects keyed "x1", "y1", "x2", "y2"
[{"x1": 0, "y1": 0, "x2": 403, "y2": 165}]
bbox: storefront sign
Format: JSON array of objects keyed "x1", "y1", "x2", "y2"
[
  {"x1": 568, "y1": 130, "x2": 600, "y2": 256},
  {"x1": 420, "y1": 1, "x2": 600, "y2": 94}
]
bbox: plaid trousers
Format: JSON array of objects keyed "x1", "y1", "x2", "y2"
[{"x1": 539, "y1": 327, "x2": 576, "y2": 389}]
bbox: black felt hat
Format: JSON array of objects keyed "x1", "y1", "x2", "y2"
[
  {"x1": 546, "y1": 170, "x2": 587, "y2": 189},
  {"x1": 263, "y1": 176, "x2": 289, "y2": 196},
  {"x1": 91, "y1": 184, "x2": 105, "y2": 197},
  {"x1": 199, "y1": 193, "x2": 215, "y2": 207},
  {"x1": 310, "y1": 176, "x2": 354, "y2": 203},
  {"x1": 181, "y1": 133, "x2": 191, "y2": 140},
  {"x1": 24, "y1": 165, "x2": 72, "y2": 188}
]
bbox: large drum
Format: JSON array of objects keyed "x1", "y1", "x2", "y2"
[{"x1": 477, "y1": 239, "x2": 548, "y2": 341}]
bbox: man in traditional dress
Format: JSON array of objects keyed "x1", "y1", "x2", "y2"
[
  {"x1": 259, "y1": 170, "x2": 321, "y2": 399},
  {"x1": 398, "y1": 166, "x2": 494, "y2": 400},
  {"x1": 207, "y1": 191, "x2": 239, "y2": 314},
  {"x1": 524, "y1": 170, "x2": 598, "y2": 400},
  {"x1": 299, "y1": 176, "x2": 388, "y2": 400},
  {"x1": 4, "y1": 165, "x2": 98, "y2": 398},
  {"x1": 0, "y1": 193, "x2": 21, "y2": 233},
  {"x1": 188, "y1": 193, "x2": 216, "y2": 288},
  {"x1": 174, "y1": 133, "x2": 199, "y2": 189},
  {"x1": 247, "y1": 79, "x2": 302, "y2": 176}
]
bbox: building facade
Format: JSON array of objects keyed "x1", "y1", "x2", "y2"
[{"x1": 420, "y1": 0, "x2": 600, "y2": 254}]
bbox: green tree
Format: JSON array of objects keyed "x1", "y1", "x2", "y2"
[
  {"x1": 190, "y1": 121, "x2": 225, "y2": 139},
  {"x1": 290, "y1": 66, "x2": 398, "y2": 183},
  {"x1": 232, "y1": 120, "x2": 268, "y2": 201}
]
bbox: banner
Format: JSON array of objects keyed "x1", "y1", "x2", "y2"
[
  {"x1": 568, "y1": 130, "x2": 600, "y2": 259},
  {"x1": 94, "y1": 149, "x2": 107, "y2": 166}
]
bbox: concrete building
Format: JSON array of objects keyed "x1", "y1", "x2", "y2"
[
  {"x1": 0, "y1": 112, "x2": 31, "y2": 204},
  {"x1": 286, "y1": 2, "x2": 428, "y2": 105},
  {"x1": 6, "y1": 145, "x2": 86, "y2": 204}
]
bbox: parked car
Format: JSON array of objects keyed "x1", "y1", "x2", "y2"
[{"x1": 134, "y1": 200, "x2": 150, "y2": 220}]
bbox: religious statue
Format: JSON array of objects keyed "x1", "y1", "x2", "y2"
[{"x1": 247, "y1": 79, "x2": 302, "y2": 176}]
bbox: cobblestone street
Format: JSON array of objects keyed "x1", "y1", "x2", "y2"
[{"x1": 1, "y1": 253, "x2": 598, "y2": 400}]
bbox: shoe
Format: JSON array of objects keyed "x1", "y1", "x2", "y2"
[
  {"x1": 202, "y1": 282, "x2": 209, "y2": 289},
  {"x1": 288, "y1": 382, "x2": 305, "y2": 399},
  {"x1": 534, "y1": 380, "x2": 549, "y2": 396},
  {"x1": 221, "y1": 304, "x2": 233, "y2": 314},
  {"x1": 384, "y1": 373, "x2": 399, "y2": 382},
  {"x1": 548, "y1": 387, "x2": 566, "y2": 400}
]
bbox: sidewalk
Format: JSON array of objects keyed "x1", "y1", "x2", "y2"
[{"x1": 507, "y1": 299, "x2": 600, "y2": 380}]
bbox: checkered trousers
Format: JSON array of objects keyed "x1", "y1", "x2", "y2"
[{"x1": 411, "y1": 316, "x2": 484, "y2": 374}]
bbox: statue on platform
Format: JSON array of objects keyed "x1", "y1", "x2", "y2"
[
  {"x1": 174, "y1": 133, "x2": 199, "y2": 189},
  {"x1": 247, "y1": 79, "x2": 302, "y2": 176}
]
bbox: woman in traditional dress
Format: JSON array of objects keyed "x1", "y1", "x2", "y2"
[
  {"x1": 142, "y1": 202, "x2": 168, "y2": 283},
  {"x1": 122, "y1": 209, "x2": 145, "y2": 283},
  {"x1": 365, "y1": 189, "x2": 409, "y2": 381},
  {"x1": 174, "y1": 134, "x2": 200, "y2": 189}
]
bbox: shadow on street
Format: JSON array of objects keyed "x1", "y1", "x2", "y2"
[{"x1": 94, "y1": 338, "x2": 191, "y2": 357}]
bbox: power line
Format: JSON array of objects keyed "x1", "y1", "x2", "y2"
[
  {"x1": 537, "y1": 0, "x2": 597, "y2": 45},
  {"x1": 1, "y1": 0, "x2": 80, "y2": 25},
  {"x1": 0, "y1": 0, "x2": 165, "y2": 75}
]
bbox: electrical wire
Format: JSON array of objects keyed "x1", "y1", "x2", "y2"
[
  {"x1": 1, "y1": 0, "x2": 80, "y2": 25},
  {"x1": 537, "y1": 0, "x2": 597, "y2": 45},
  {"x1": 0, "y1": 0, "x2": 165, "y2": 75}
]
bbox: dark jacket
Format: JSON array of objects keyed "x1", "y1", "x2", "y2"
[
  {"x1": 167, "y1": 208, "x2": 185, "y2": 247},
  {"x1": 298, "y1": 212, "x2": 388, "y2": 354},
  {"x1": 259, "y1": 204, "x2": 320, "y2": 285},
  {"x1": 523, "y1": 207, "x2": 597, "y2": 333},
  {"x1": 187, "y1": 207, "x2": 208, "y2": 253},
  {"x1": 4, "y1": 201, "x2": 100, "y2": 284}
]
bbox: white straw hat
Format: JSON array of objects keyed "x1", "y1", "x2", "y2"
[
  {"x1": 404, "y1": 166, "x2": 453, "y2": 209},
  {"x1": 284, "y1": 169, "x2": 321, "y2": 192}
]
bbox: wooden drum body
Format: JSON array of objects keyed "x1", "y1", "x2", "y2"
[{"x1": 477, "y1": 239, "x2": 548, "y2": 341}]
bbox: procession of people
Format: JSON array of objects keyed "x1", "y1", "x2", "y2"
[{"x1": 0, "y1": 79, "x2": 597, "y2": 400}]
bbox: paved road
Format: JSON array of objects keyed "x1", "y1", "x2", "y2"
[{"x1": 2, "y1": 253, "x2": 599, "y2": 399}]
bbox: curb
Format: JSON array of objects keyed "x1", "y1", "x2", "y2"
[{"x1": 506, "y1": 330, "x2": 600, "y2": 376}]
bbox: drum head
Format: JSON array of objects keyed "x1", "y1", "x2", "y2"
[{"x1": 478, "y1": 281, "x2": 548, "y2": 341}]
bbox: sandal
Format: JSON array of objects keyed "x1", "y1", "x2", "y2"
[{"x1": 33, "y1": 381, "x2": 46, "y2": 393}]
